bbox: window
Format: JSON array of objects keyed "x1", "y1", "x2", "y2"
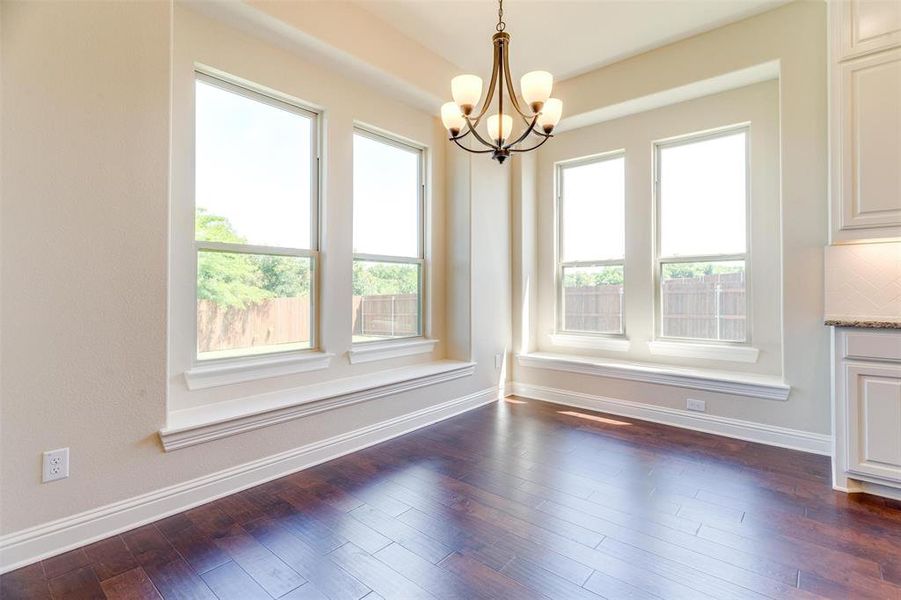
[
  {"x1": 557, "y1": 153, "x2": 626, "y2": 335},
  {"x1": 194, "y1": 73, "x2": 319, "y2": 360},
  {"x1": 655, "y1": 128, "x2": 748, "y2": 342},
  {"x1": 352, "y1": 129, "x2": 424, "y2": 343}
]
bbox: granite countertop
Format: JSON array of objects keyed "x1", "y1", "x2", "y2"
[{"x1": 825, "y1": 319, "x2": 901, "y2": 329}]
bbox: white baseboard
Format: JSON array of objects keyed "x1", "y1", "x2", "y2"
[
  {"x1": 0, "y1": 387, "x2": 497, "y2": 574},
  {"x1": 510, "y1": 382, "x2": 831, "y2": 456}
]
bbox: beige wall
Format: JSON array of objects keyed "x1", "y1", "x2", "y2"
[
  {"x1": 0, "y1": 0, "x2": 511, "y2": 540},
  {"x1": 514, "y1": 0, "x2": 831, "y2": 434}
]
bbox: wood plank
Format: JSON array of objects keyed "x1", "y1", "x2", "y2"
[
  {"x1": 83, "y1": 536, "x2": 139, "y2": 581},
  {"x1": 47, "y1": 565, "x2": 105, "y2": 600},
  {"x1": 243, "y1": 517, "x2": 371, "y2": 600},
  {"x1": 349, "y1": 504, "x2": 453, "y2": 565},
  {"x1": 142, "y1": 558, "x2": 217, "y2": 600},
  {"x1": 438, "y1": 552, "x2": 548, "y2": 600},
  {"x1": 214, "y1": 527, "x2": 306, "y2": 597},
  {"x1": 327, "y1": 543, "x2": 436, "y2": 600},
  {"x1": 42, "y1": 548, "x2": 92, "y2": 579},
  {"x1": 0, "y1": 563, "x2": 51, "y2": 600},
  {"x1": 100, "y1": 567, "x2": 161, "y2": 600},
  {"x1": 200, "y1": 561, "x2": 270, "y2": 600},
  {"x1": 372, "y1": 543, "x2": 490, "y2": 600}
]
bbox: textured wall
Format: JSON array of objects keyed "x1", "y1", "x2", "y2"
[{"x1": 825, "y1": 242, "x2": 901, "y2": 322}]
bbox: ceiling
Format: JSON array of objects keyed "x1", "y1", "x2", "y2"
[{"x1": 355, "y1": 0, "x2": 789, "y2": 82}]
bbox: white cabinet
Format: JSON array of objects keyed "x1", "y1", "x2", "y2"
[
  {"x1": 846, "y1": 362, "x2": 901, "y2": 480},
  {"x1": 830, "y1": 0, "x2": 901, "y2": 243},
  {"x1": 834, "y1": 0, "x2": 901, "y2": 59},
  {"x1": 833, "y1": 329, "x2": 901, "y2": 497}
]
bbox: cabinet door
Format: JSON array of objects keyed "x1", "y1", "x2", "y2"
[
  {"x1": 835, "y1": 0, "x2": 901, "y2": 60},
  {"x1": 833, "y1": 48, "x2": 901, "y2": 241},
  {"x1": 846, "y1": 361, "x2": 901, "y2": 483}
]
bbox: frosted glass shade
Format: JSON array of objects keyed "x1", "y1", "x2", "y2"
[
  {"x1": 487, "y1": 114, "x2": 513, "y2": 143},
  {"x1": 537, "y1": 98, "x2": 563, "y2": 133},
  {"x1": 440, "y1": 102, "x2": 466, "y2": 136},
  {"x1": 451, "y1": 74, "x2": 482, "y2": 115},
  {"x1": 520, "y1": 71, "x2": 553, "y2": 112}
]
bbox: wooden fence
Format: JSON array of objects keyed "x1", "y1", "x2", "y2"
[
  {"x1": 197, "y1": 297, "x2": 311, "y2": 354},
  {"x1": 660, "y1": 271, "x2": 746, "y2": 341},
  {"x1": 197, "y1": 292, "x2": 420, "y2": 353},
  {"x1": 563, "y1": 271, "x2": 746, "y2": 340},
  {"x1": 352, "y1": 293, "x2": 419, "y2": 338},
  {"x1": 563, "y1": 285, "x2": 624, "y2": 333}
]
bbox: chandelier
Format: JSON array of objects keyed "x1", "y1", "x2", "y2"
[{"x1": 439, "y1": 0, "x2": 563, "y2": 164}]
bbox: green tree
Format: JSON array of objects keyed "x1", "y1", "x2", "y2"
[
  {"x1": 195, "y1": 209, "x2": 310, "y2": 308},
  {"x1": 258, "y1": 255, "x2": 311, "y2": 297},
  {"x1": 353, "y1": 261, "x2": 419, "y2": 296},
  {"x1": 662, "y1": 262, "x2": 743, "y2": 280},
  {"x1": 564, "y1": 266, "x2": 624, "y2": 288}
]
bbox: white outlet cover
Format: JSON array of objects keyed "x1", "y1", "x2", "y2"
[
  {"x1": 686, "y1": 398, "x2": 707, "y2": 412},
  {"x1": 42, "y1": 448, "x2": 69, "y2": 483}
]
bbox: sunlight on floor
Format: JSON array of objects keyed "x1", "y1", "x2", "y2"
[
  {"x1": 557, "y1": 410, "x2": 632, "y2": 426},
  {"x1": 504, "y1": 398, "x2": 528, "y2": 404}
]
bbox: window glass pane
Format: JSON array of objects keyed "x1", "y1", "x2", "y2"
[
  {"x1": 195, "y1": 79, "x2": 313, "y2": 249},
  {"x1": 659, "y1": 131, "x2": 746, "y2": 258},
  {"x1": 353, "y1": 260, "x2": 421, "y2": 342},
  {"x1": 197, "y1": 251, "x2": 312, "y2": 360},
  {"x1": 562, "y1": 265, "x2": 624, "y2": 334},
  {"x1": 353, "y1": 133, "x2": 420, "y2": 258},
  {"x1": 560, "y1": 157, "x2": 625, "y2": 262},
  {"x1": 660, "y1": 260, "x2": 746, "y2": 342}
]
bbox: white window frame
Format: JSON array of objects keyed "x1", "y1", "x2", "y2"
[
  {"x1": 351, "y1": 126, "x2": 427, "y2": 346},
  {"x1": 555, "y1": 151, "x2": 627, "y2": 339},
  {"x1": 192, "y1": 71, "x2": 322, "y2": 365},
  {"x1": 652, "y1": 125, "x2": 752, "y2": 347}
]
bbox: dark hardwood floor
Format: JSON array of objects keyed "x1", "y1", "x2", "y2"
[{"x1": 4, "y1": 397, "x2": 901, "y2": 599}]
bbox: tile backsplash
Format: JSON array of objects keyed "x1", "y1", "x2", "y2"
[{"x1": 825, "y1": 242, "x2": 901, "y2": 322}]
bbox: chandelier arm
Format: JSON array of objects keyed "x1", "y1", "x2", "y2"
[
  {"x1": 463, "y1": 113, "x2": 500, "y2": 150},
  {"x1": 448, "y1": 130, "x2": 470, "y2": 144},
  {"x1": 501, "y1": 39, "x2": 533, "y2": 120},
  {"x1": 509, "y1": 134, "x2": 553, "y2": 154},
  {"x1": 470, "y1": 42, "x2": 501, "y2": 123},
  {"x1": 452, "y1": 136, "x2": 495, "y2": 154},
  {"x1": 503, "y1": 115, "x2": 540, "y2": 150}
]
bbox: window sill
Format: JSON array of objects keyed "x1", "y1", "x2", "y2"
[
  {"x1": 347, "y1": 338, "x2": 439, "y2": 364},
  {"x1": 184, "y1": 351, "x2": 334, "y2": 391},
  {"x1": 517, "y1": 352, "x2": 788, "y2": 401},
  {"x1": 549, "y1": 333, "x2": 630, "y2": 352},
  {"x1": 161, "y1": 359, "x2": 476, "y2": 451},
  {"x1": 648, "y1": 340, "x2": 760, "y2": 364}
]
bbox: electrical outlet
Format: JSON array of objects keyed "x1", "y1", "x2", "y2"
[
  {"x1": 495, "y1": 353, "x2": 503, "y2": 370},
  {"x1": 686, "y1": 398, "x2": 706, "y2": 412},
  {"x1": 42, "y1": 448, "x2": 69, "y2": 483}
]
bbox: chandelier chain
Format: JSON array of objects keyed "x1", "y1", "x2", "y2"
[{"x1": 496, "y1": 0, "x2": 505, "y2": 32}]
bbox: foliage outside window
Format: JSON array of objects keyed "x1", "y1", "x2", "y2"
[
  {"x1": 352, "y1": 130, "x2": 425, "y2": 343},
  {"x1": 557, "y1": 154, "x2": 626, "y2": 335},
  {"x1": 194, "y1": 73, "x2": 318, "y2": 360}
]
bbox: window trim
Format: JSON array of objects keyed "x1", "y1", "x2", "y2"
[
  {"x1": 192, "y1": 70, "x2": 323, "y2": 366},
  {"x1": 652, "y1": 124, "x2": 752, "y2": 346},
  {"x1": 351, "y1": 125, "x2": 428, "y2": 347},
  {"x1": 554, "y1": 150, "x2": 627, "y2": 338}
]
